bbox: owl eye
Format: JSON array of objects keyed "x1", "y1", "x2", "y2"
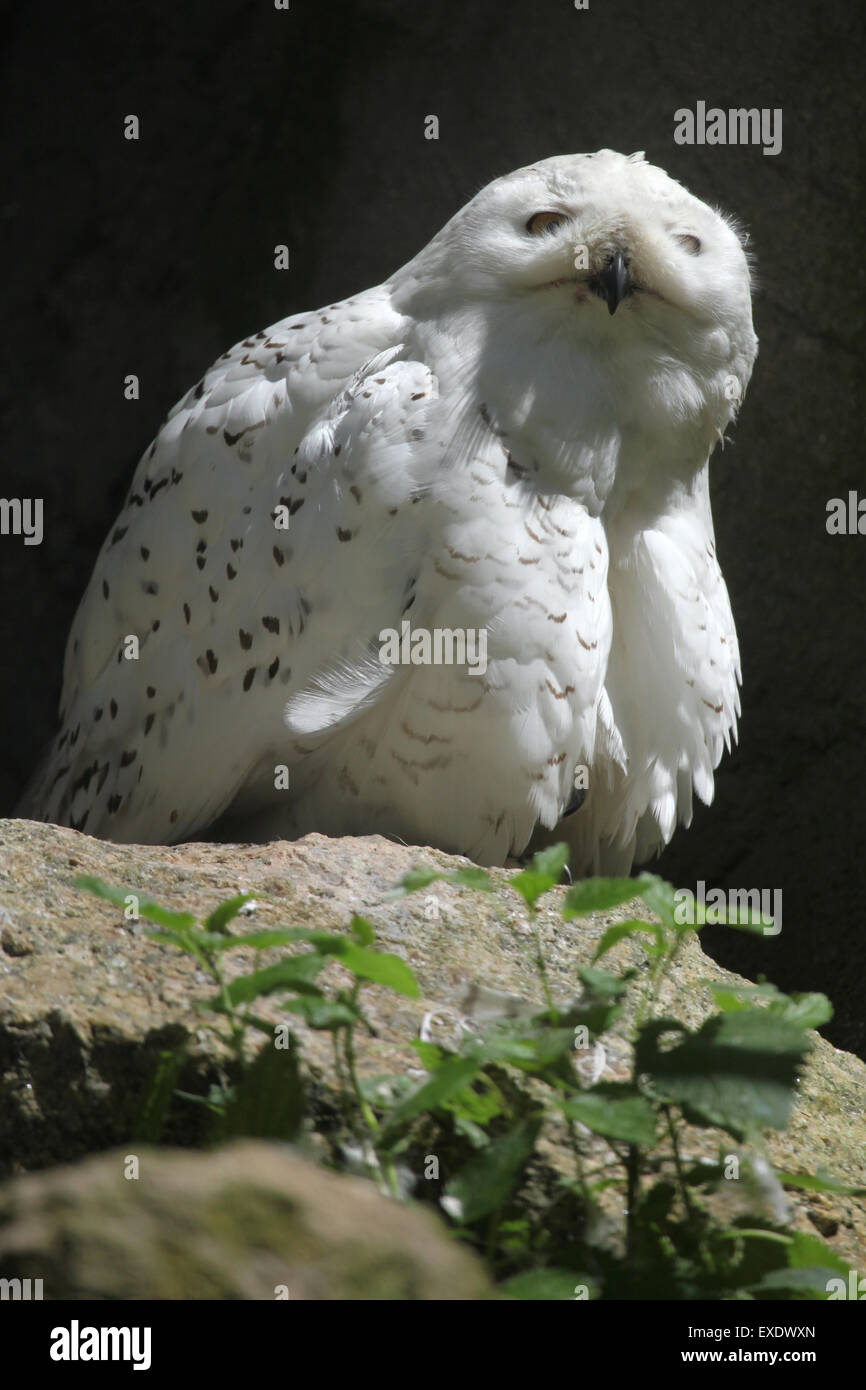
[
  {"x1": 676, "y1": 233, "x2": 702, "y2": 254},
  {"x1": 526, "y1": 211, "x2": 568, "y2": 236}
]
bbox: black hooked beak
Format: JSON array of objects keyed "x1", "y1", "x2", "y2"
[{"x1": 591, "y1": 250, "x2": 631, "y2": 315}]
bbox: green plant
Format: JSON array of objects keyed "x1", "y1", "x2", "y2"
[{"x1": 76, "y1": 852, "x2": 863, "y2": 1301}]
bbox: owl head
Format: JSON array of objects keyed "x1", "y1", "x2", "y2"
[{"x1": 392, "y1": 151, "x2": 758, "y2": 444}]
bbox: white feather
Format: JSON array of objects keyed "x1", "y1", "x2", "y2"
[{"x1": 20, "y1": 151, "x2": 757, "y2": 870}]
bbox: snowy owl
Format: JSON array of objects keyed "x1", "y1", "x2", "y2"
[{"x1": 20, "y1": 151, "x2": 757, "y2": 871}]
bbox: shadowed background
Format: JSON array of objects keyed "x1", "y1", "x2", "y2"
[{"x1": 2, "y1": 0, "x2": 864, "y2": 1052}]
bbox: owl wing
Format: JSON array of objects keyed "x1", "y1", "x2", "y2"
[
  {"x1": 18, "y1": 288, "x2": 443, "y2": 841},
  {"x1": 570, "y1": 463, "x2": 740, "y2": 872}
]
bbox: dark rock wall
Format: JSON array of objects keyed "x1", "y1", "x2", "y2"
[{"x1": 2, "y1": 1, "x2": 864, "y2": 1049}]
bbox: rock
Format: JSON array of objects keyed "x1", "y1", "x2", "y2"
[
  {"x1": 1, "y1": 817, "x2": 865, "y2": 1276},
  {"x1": 0, "y1": 1141, "x2": 491, "y2": 1300},
  {"x1": 3, "y1": 0, "x2": 865, "y2": 1064}
]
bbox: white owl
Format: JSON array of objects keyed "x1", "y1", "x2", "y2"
[{"x1": 20, "y1": 151, "x2": 757, "y2": 871}]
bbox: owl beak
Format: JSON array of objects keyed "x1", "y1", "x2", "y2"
[{"x1": 592, "y1": 250, "x2": 631, "y2": 315}]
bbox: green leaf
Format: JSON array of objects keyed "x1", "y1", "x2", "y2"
[
  {"x1": 358, "y1": 1074, "x2": 417, "y2": 1108},
  {"x1": 188, "y1": 919, "x2": 418, "y2": 1001},
  {"x1": 672, "y1": 888, "x2": 776, "y2": 932},
  {"x1": 132, "y1": 1043, "x2": 188, "y2": 1143},
  {"x1": 562, "y1": 876, "x2": 640, "y2": 920},
  {"x1": 560, "y1": 1084, "x2": 658, "y2": 1146},
  {"x1": 682, "y1": 891, "x2": 777, "y2": 931},
  {"x1": 204, "y1": 893, "x2": 257, "y2": 934},
  {"x1": 387, "y1": 864, "x2": 494, "y2": 897},
  {"x1": 593, "y1": 919, "x2": 665, "y2": 962},
  {"x1": 714, "y1": 1226, "x2": 790, "y2": 1247},
  {"x1": 634, "y1": 874, "x2": 679, "y2": 930},
  {"x1": 229, "y1": 925, "x2": 418, "y2": 996},
  {"x1": 410, "y1": 1038, "x2": 447, "y2": 1070},
  {"x1": 444, "y1": 1074, "x2": 505, "y2": 1128},
  {"x1": 281, "y1": 996, "x2": 361, "y2": 1030},
  {"x1": 75, "y1": 875, "x2": 196, "y2": 929},
  {"x1": 510, "y1": 844, "x2": 569, "y2": 909},
  {"x1": 785, "y1": 1232, "x2": 850, "y2": 1276},
  {"x1": 501, "y1": 1027, "x2": 578, "y2": 1071},
  {"x1": 557, "y1": 991, "x2": 625, "y2": 1041},
  {"x1": 461, "y1": 1036, "x2": 537, "y2": 1066},
  {"x1": 637, "y1": 1011, "x2": 811, "y2": 1137},
  {"x1": 776, "y1": 1169, "x2": 866, "y2": 1198},
  {"x1": 462, "y1": 1014, "x2": 580, "y2": 1073},
  {"x1": 379, "y1": 1058, "x2": 482, "y2": 1141},
  {"x1": 453, "y1": 1115, "x2": 492, "y2": 1149},
  {"x1": 197, "y1": 928, "x2": 325, "y2": 953},
  {"x1": 704, "y1": 981, "x2": 833, "y2": 1029},
  {"x1": 704, "y1": 982, "x2": 772, "y2": 1013},
  {"x1": 746, "y1": 1266, "x2": 837, "y2": 1297},
  {"x1": 773, "y1": 992, "x2": 833, "y2": 1029},
  {"x1": 446, "y1": 1114, "x2": 542, "y2": 1223},
  {"x1": 226, "y1": 925, "x2": 353, "y2": 948},
  {"x1": 174, "y1": 1087, "x2": 229, "y2": 1115},
  {"x1": 496, "y1": 1217, "x2": 532, "y2": 1253},
  {"x1": 209, "y1": 954, "x2": 327, "y2": 1007},
  {"x1": 575, "y1": 964, "x2": 631, "y2": 1002},
  {"x1": 143, "y1": 926, "x2": 223, "y2": 957},
  {"x1": 217, "y1": 1036, "x2": 303, "y2": 1141},
  {"x1": 393, "y1": 868, "x2": 441, "y2": 894},
  {"x1": 452, "y1": 866, "x2": 495, "y2": 891},
  {"x1": 499, "y1": 1269, "x2": 595, "y2": 1301},
  {"x1": 335, "y1": 943, "x2": 419, "y2": 997},
  {"x1": 349, "y1": 914, "x2": 375, "y2": 946}
]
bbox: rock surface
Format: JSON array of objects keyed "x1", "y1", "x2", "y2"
[
  {"x1": 3, "y1": 0, "x2": 865, "y2": 1059},
  {"x1": 0, "y1": 1140, "x2": 491, "y2": 1300},
  {"x1": 1, "y1": 817, "x2": 865, "y2": 1288}
]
